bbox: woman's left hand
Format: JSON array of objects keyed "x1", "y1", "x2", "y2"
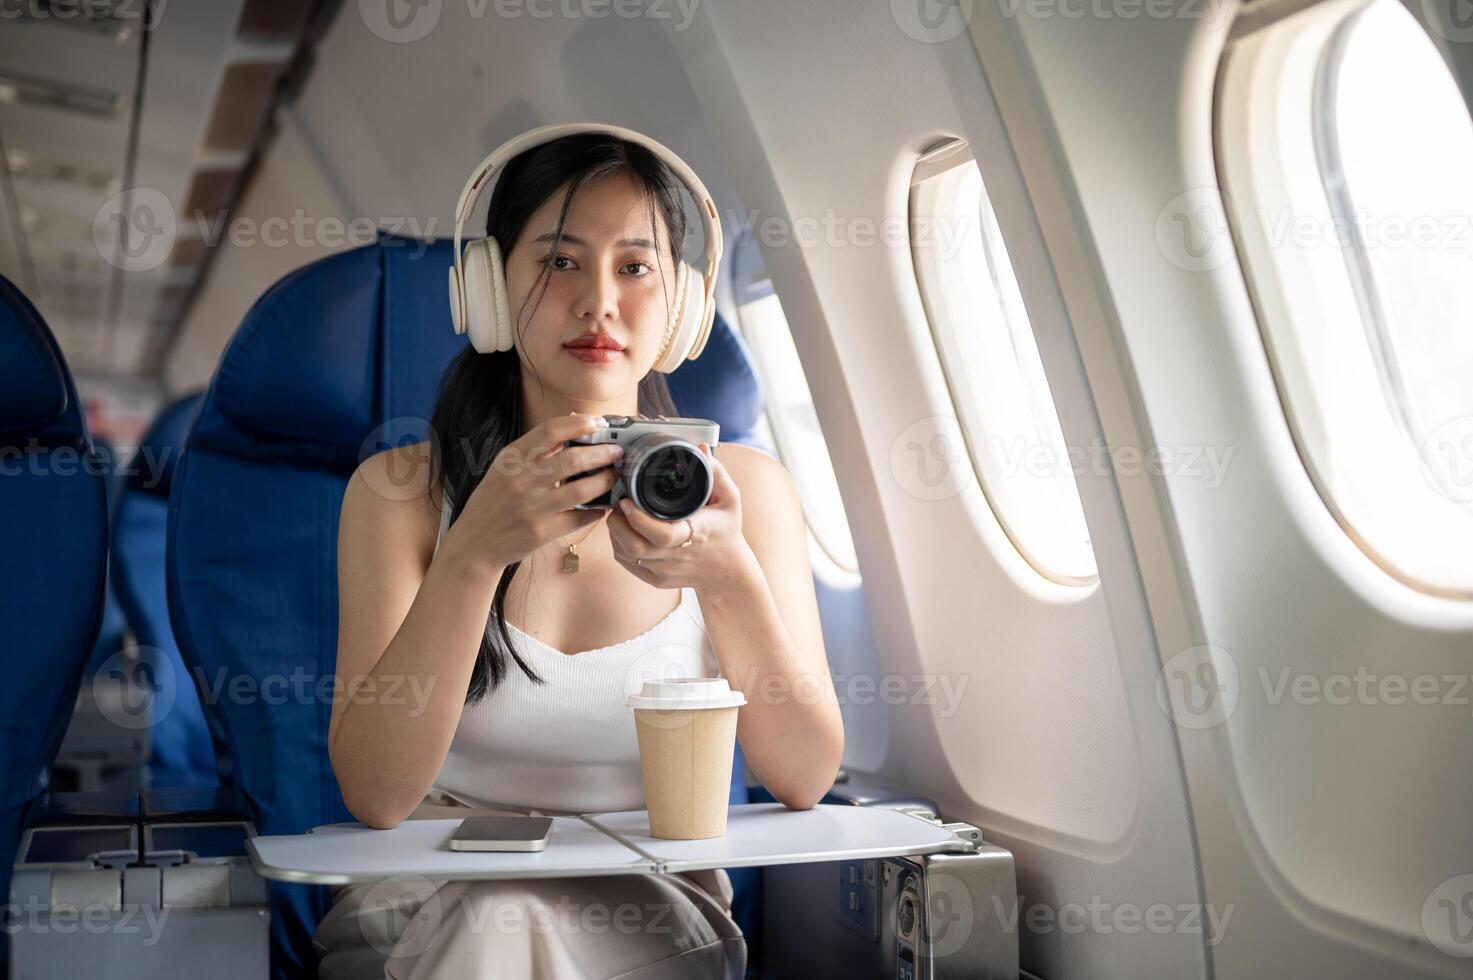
[{"x1": 609, "y1": 443, "x2": 755, "y2": 594}]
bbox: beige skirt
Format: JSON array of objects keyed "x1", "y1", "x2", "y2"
[{"x1": 312, "y1": 791, "x2": 747, "y2": 980}]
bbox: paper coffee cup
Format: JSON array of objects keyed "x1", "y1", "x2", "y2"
[{"x1": 626, "y1": 678, "x2": 747, "y2": 840}]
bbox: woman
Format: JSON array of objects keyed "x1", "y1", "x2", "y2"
[{"x1": 317, "y1": 130, "x2": 844, "y2": 978}]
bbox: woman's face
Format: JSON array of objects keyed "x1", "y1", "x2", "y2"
[{"x1": 503, "y1": 172, "x2": 678, "y2": 402}]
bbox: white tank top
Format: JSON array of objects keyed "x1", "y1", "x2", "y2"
[{"x1": 428, "y1": 493, "x2": 722, "y2": 815}]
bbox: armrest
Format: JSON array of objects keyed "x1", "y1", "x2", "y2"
[
  {"x1": 750, "y1": 772, "x2": 1015, "y2": 979},
  {"x1": 10, "y1": 788, "x2": 269, "y2": 979},
  {"x1": 13, "y1": 790, "x2": 143, "y2": 877},
  {"x1": 141, "y1": 786, "x2": 260, "y2": 893},
  {"x1": 10, "y1": 792, "x2": 142, "y2": 933}
]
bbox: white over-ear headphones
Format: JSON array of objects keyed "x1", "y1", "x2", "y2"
[{"x1": 447, "y1": 122, "x2": 724, "y2": 374}]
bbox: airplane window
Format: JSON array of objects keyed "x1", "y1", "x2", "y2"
[
  {"x1": 1219, "y1": 0, "x2": 1473, "y2": 596},
  {"x1": 730, "y1": 242, "x2": 860, "y2": 576},
  {"x1": 909, "y1": 141, "x2": 1097, "y2": 585}
]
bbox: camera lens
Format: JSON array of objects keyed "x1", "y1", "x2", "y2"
[{"x1": 630, "y1": 441, "x2": 712, "y2": 520}]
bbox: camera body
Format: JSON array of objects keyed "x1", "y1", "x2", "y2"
[{"x1": 565, "y1": 415, "x2": 721, "y2": 520}]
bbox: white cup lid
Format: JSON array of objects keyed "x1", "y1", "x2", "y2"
[{"x1": 626, "y1": 677, "x2": 747, "y2": 710}]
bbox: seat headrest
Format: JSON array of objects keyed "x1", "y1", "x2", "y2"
[
  {"x1": 666, "y1": 311, "x2": 764, "y2": 444},
  {"x1": 0, "y1": 275, "x2": 70, "y2": 441},
  {"x1": 127, "y1": 393, "x2": 203, "y2": 499},
  {"x1": 195, "y1": 230, "x2": 763, "y2": 460},
  {"x1": 202, "y1": 232, "x2": 462, "y2": 461}
]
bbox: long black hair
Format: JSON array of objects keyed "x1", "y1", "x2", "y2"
[{"x1": 429, "y1": 132, "x2": 684, "y2": 703}]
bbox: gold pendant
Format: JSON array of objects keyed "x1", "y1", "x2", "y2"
[{"x1": 562, "y1": 547, "x2": 580, "y2": 573}]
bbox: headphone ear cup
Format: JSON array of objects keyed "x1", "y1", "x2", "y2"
[
  {"x1": 484, "y1": 237, "x2": 513, "y2": 353},
  {"x1": 448, "y1": 264, "x2": 466, "y2": 336},
  {"x1": 461, "y1": 238, "x2": 513, "y2": 353},
  {"x1": 653, "y1": 262, "x2": 706, "y2": 374},
  {"x1": 460, "y1": 239, "x2": 493, "y2": 352}
]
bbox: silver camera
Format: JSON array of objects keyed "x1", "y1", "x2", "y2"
[{"x1": 564, "y1": 415, "x2": 721, "y2": 520}]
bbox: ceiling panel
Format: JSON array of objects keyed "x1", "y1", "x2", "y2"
[{"x1": 0, "y1": 0, "x2": 331, "y2": 378}]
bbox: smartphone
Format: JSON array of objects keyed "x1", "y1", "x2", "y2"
[{"x1": 448, "y1": 816, "x2": 553, "y2": 852}]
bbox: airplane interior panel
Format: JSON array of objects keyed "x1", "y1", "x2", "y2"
[{"x1": 2, "y1": 0, "x2": 1470, "y2": 978}]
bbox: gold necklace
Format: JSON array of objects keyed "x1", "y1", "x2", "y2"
[{"x1": 559, "y1": 515, "x2": 607, "y2": 574}]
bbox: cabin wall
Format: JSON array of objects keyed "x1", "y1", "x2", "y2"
[
  {"x1": 964, "y1": 1, "x2": 1473, "y2": 978},
  {"x1": 677, "y1": 4, "x2": 1204, "y2": 979}
]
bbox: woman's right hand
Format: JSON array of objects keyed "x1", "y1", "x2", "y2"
[{"x1": 442, "y1": 413, "x2": 623, "y2": 575}]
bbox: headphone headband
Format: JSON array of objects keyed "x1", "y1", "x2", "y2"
[{"x1": 451, "y1": 122, "x2": 723, "y2": 351}]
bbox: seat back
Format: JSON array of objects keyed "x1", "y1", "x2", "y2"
[
  {"x1": 168, "y1": 235, "x2": 465, "y2": 978},
  {"x1": 665, "y1": 305, "x2": 767, "y2": 454},
  {"x1": 81, "y1": 437, "x2": 129, "y2": 678},
  {"x1": 53, "y1": 433, "x2": 138, "y2": 797},
  {"x1": 168, "y1": 234, "x2": 765, "y2": 977},
  {"x1": 0, "y1": 274, "x2": 110, "y2": 968},
  {"x1": 111, "y1": 393, "x2": 224, "y2": 788}
]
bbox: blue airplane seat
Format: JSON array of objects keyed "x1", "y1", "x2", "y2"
[
  {"x1": 0, "y1": 273, "x2": 110, "y2": 969},
  {"x1": 168, "y1": 233, "x2": 767, "y2": 978},
  {"x1": 79, "y1": 438, "x2": 129, "y2": 678},
  {"x1": 111, "y1": 392, "x2": 226, "y2": 789},
  {"x1": 80, "y1": 588, "x2": 129, "y2": 680},
  {"x1": 666, "y1": 307, "x2": 770, "y2": 457},
  {"x1": 92, "y1": 435, "x2": 128, "y2": 505}
]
